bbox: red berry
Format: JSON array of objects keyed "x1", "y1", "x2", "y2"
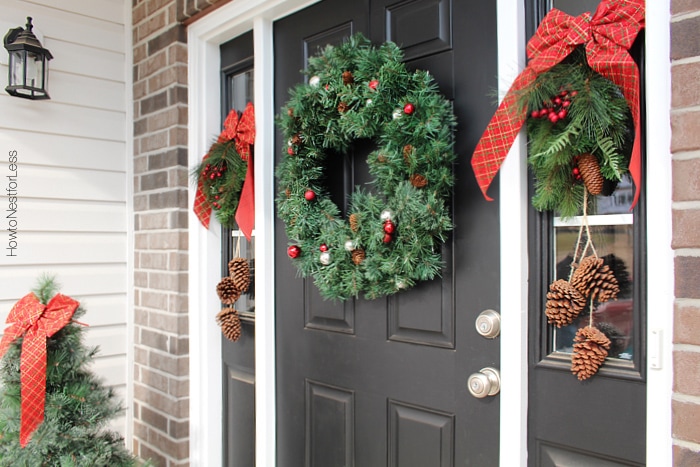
[
  {"x1": 562, "y1": 100, "x2": 571, "y2": 108},
  {"x1": 287, "y1": 245, "x2": 301, "y2": 259},
  {"x1": 325, "y1": 84, "x2": 330, "y2": 91},
  {"x1": 403, "y1": 103, "x2": 415, "y2": 115},
  {"x1": 287, "y1": 147, "x2": 295, "y2": 155},
  {"x1": 558, "y1": 109, "x2": 567, "y2": 119},
  {"x1": 571, "y1": 90, "x2": 578, "y2": 97},
  {"x1": 538, "y1": 109, "x2": 548, "y2": 118},
  {"x1": 383, "y1": 221, "x2": 396, "y2": 234},
  {"x1": 548, "y1": 114, "x2": 559, "y2": 123},
  {"x1": 319, "y1": 243, "x2": 328, "y2": 252},
  {"x1": 215, "y1": 195, "x2": 220, "y2": 200},
  {"x1": 554, "y1": 97, "x2": 562, "y2": 105},
  {"x1": 572, "y1": 167, "x2": 580, "y2": 175},
  {"x1": 209, "y1": 173, "x2": 216, "y2": 179},
  {"x1": 304, "y1": 190, "x2": 316, "y2": 201},
  {"x1": 216, "y1": 172, "x2": 222, "y2": 177},
  {"x1": 369, "y1": 80, "x2": 379, "y2": 90},
  {"x1": 560, "y1": 90, "x2": 568, "y2": 97},
  {"x1": 383, "y1": 233, "x2": 393, "y2": 243},
  {"x1": 531, "y1": 110, "x2": 539, "y2": 118}
]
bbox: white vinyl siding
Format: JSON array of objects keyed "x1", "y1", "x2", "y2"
[{"x1": 0, "y1": 0, "x2": 130, "y2": 435}]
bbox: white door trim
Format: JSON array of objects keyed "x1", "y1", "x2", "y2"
[{"x1": 187, "y1": 1, "x2": 673, "y2": 466}]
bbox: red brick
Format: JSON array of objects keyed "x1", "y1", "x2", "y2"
[
  {"x1": 673, "y1": 209, "x2": 700, "y2": 248},
  {"x1": 674, "y1": 444, "x2": 700, "y2": 467},
  {"x1": 673, "y1": 62, "x2": 700, "y2": 109},
  {"x1": 673, "y1": 158, "x2": 700, "y2": 201},
  {"x1": 672, "y1": 0, "x2": 700, "y2": 16},
  {"x1": 675, "y1": 302, "x2": 700, "y2": 345},
  {"x1": 673, "y1": 399, "x2": 700, "y2": 443},
  {"x1": 672, "y1": 111, "x2": 700, "y2": 152},
  {"x1": 672, "y1": 16, "x2": 700, "y2": 60},
  {"x1": 675, "y1": 256, "x2": 700, "y2": 299},
  {"x1": 136, "y1": 10, "x2": 167, "y2": 43},
  {"x1": 675, "y1": 351, "x2": 700, "y2": 396}
]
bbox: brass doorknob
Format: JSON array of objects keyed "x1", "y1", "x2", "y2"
[{"x1": 467, "y1": 367, "x2": 501, "y2": 398}]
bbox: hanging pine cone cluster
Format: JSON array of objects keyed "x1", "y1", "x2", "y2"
[
  {"x1": 216, "y1": 307, "x2": 242, "y2": 342},
  {"x1": 570, "y1": 256, "x2": 620, "y2": 302},
  {"x1": 545, "y1": 279, "x2": 586, "y2": 327},
  {"x1": 571, "y1": 325, "x2": 611, "y2": 380},
  {"x1": 576, "y1": 153, "x2": 605, "y2": 196},
  {"x1": 216, "y1": 256, "x2": 252, "y2": 342}
]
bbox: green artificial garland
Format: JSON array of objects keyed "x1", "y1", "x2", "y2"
[
  {"x1": 192, "y1": 138, "x2": 247, "y2": 228},
  {"x1": 520, "y1": 48, "x2": 633, "y2": 218},
  {"x1": 276, "y1": 34, "x2": 457, "y2": 301}
]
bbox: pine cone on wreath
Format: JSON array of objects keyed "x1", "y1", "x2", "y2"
[
  {"x1": 571, "y1": 325, "x2": 611, "y2": 380},
  {"x1": 342, "y1": 70, "x2": 354, "y2": 85},
  {"x1": 338, "y1": 102, "x2": 349, "y2": 113},
  {"x1": 410, "y1": 174, "x2": 428, "y2": 188},
  {"x1": 545, "y1": 279, "x2": 586, "y2": 327},
  {"x1": 228, "y1": 257, "x2": 251, "y2": 293},
  {"x1": 351, "y1": 248, "x2": 366, "y2": 265},
  {"x1": 349, "y1": 213, "x2": 360, "y2": 232},
  {"x1": 577, "y1": 153, "x2": 604, "y2": 196},
  {"x1": 216, "y1": 307, "x2": 242, "y2": 342},
  {"x1": 216, "y1": 276, "x2": 241, "y2": 304}
]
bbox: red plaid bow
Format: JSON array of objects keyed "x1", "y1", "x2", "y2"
[
  {"x1": 471, "y1": 0, "x2": 644, "y2": 207},
  {"x1": 0, "y1": 292, "x2": 79, "y2": 447},
  {"x1": 193, "y1": 102, "x2": 256, "y2": 239}
]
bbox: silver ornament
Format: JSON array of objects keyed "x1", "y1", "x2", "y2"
[
  {"x1": 392, "y1": 108, "x2": 402, "y2": 120},
  {"x1": 319, "y1": 251, "x2": 331, "y2": 265},
  {"x1": 396, "y1": 279, "x2": 407, "y2": 289},
  {"x1": 380, "y1": 210, "x2": 393, "y2": 222},
  {"x1": 344, "y1": 239, "x2": 356, "y2": 251},
  {"x1": 366, "y1": 98, "x2": 373, "y2": 106},
  {"x1": 309, "y1": 75, "x2": 320, "y2": 87}
]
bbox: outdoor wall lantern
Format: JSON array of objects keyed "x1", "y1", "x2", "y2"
[{"x1": 3, "y1": 17, "x2": 53, "y2": 100}]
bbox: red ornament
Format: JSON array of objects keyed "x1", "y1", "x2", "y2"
[
  {"x1": 383, "y1": 233, "x2": 393, "y2": 244},
  {"x1": 287, "y1": 245, "x2": 301, "y2": 258},
  {"x1": 548, "y1": 113, "x2": 559, "y2": 123},
  {"x1": 287, "y1": 147, "x2": 295, "y2": 155},
  {"x1": 383, "y1": 220, "x2": 396, "y2": 234},
  {"x1": 319, "y1": 243, "x2": 328, "y2": 252},
  {"x1": 369, "y1": 79, "x2": 379, "y2": 90},
  {"x1": 304, "y1": 190, "x2": 316, "y2": 201},
  {"x1": 403, "y1": 103, "x2": 415, "y2": 115}
]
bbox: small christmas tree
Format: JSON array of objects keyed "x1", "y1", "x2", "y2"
[{"x1": 0, "y1": 276, "x2": 140, "y2": 466}]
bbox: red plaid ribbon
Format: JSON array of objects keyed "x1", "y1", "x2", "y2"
[
  {"x1": 0, "y1": 292, "x2": 79, "y2": 447},
  {"x1": 471, "y1": 0, "x2": 645, "y2": 207},
  {"x1": 194, "y1": 102, "x2": 256, "y2": 239}
]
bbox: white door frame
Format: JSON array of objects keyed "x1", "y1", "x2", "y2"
[{"x1": 186, "y1": 1, "x2": 673, "y2": 465}]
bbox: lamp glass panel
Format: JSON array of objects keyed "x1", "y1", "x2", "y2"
[{"x1": 10, "y1": 51, "x2": 24, "y2": 86}]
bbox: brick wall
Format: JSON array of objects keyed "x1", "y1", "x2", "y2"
[
  {"x1": 131, "y1": 0, "x2": 225, "y2": 465},
  {"x1": 671, "y1": 1, "x2": 700, "y2": 465}
]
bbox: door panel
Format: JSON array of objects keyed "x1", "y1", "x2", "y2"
[{"x1": 274, "y1": 1, "x2": 499, "y2": 465}]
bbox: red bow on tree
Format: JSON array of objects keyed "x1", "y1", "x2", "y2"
[
  {"x1": 193, "y1": 102, "x2": 256, "y2": 240},
  {"x1": 0, "y1": 292, "x2": 79, "y2": 447},
  {"x1": 471, "y1": 0, "x2": 645, "y2": 207}
]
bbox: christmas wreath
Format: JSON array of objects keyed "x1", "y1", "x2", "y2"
[{"x1": 276, "y1": 34, "x2": 456, "y2": 300}]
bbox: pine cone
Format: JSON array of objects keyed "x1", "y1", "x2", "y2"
[
  {"x1": 349, "y1": 213, "x2": 360, "y2": 232},
  {"x1": 571, "y1": 256, "x2": 619, "y2": 302},
  {"x1": 377, "y1": 154, "x2": 388, "y2": 163},
  {"x1": 291, "y1": 133, "x2": 302, "y2": 145},
  {"x1": 571, "y1": 326, "x2": 611, "y2": 380},
  {"x1": 216, "y1": 277, "x2": 241, "y2": 304},
  {"x1": 403, "y1": 144, "x2": 414, "y2": 164},
  {"x1": 228, "y1": 257, "x2": 251, "y2": 293},
  {"x1": 545, "y1": 279, "x2": 586, "y2": 327},
  {"x1": 216, "y1": 307, "x2": 242, "y2": 342},
  {"x1": 338, "y1": 102, "x2": 349, "y2": 113},
  {"x1": 287, "y1": 107, "x2": 294, "y2": 117},
  {"x1": 410, "y1": 174, "x2": 428, "y2": 188},
  {"x1": 351, "y1": 248, "x2": 366, "y2": 265},
  {"x1": 577, "y1": 153, "x2": 604, "y2": 196},
  {"x1": 285, "y1": 188, "x2": 291, "y2": 198},
  {"x1": 342, "y1": 70, "x2": 354, "y2": 85}
]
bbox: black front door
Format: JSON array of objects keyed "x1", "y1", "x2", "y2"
[{"x1": 274, "y1": 1, "x2": 501, "y2": 465}]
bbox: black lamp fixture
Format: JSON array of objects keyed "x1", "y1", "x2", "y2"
[{"x1": 3, "y1": 17, "x2": 53, "y2": 100}]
